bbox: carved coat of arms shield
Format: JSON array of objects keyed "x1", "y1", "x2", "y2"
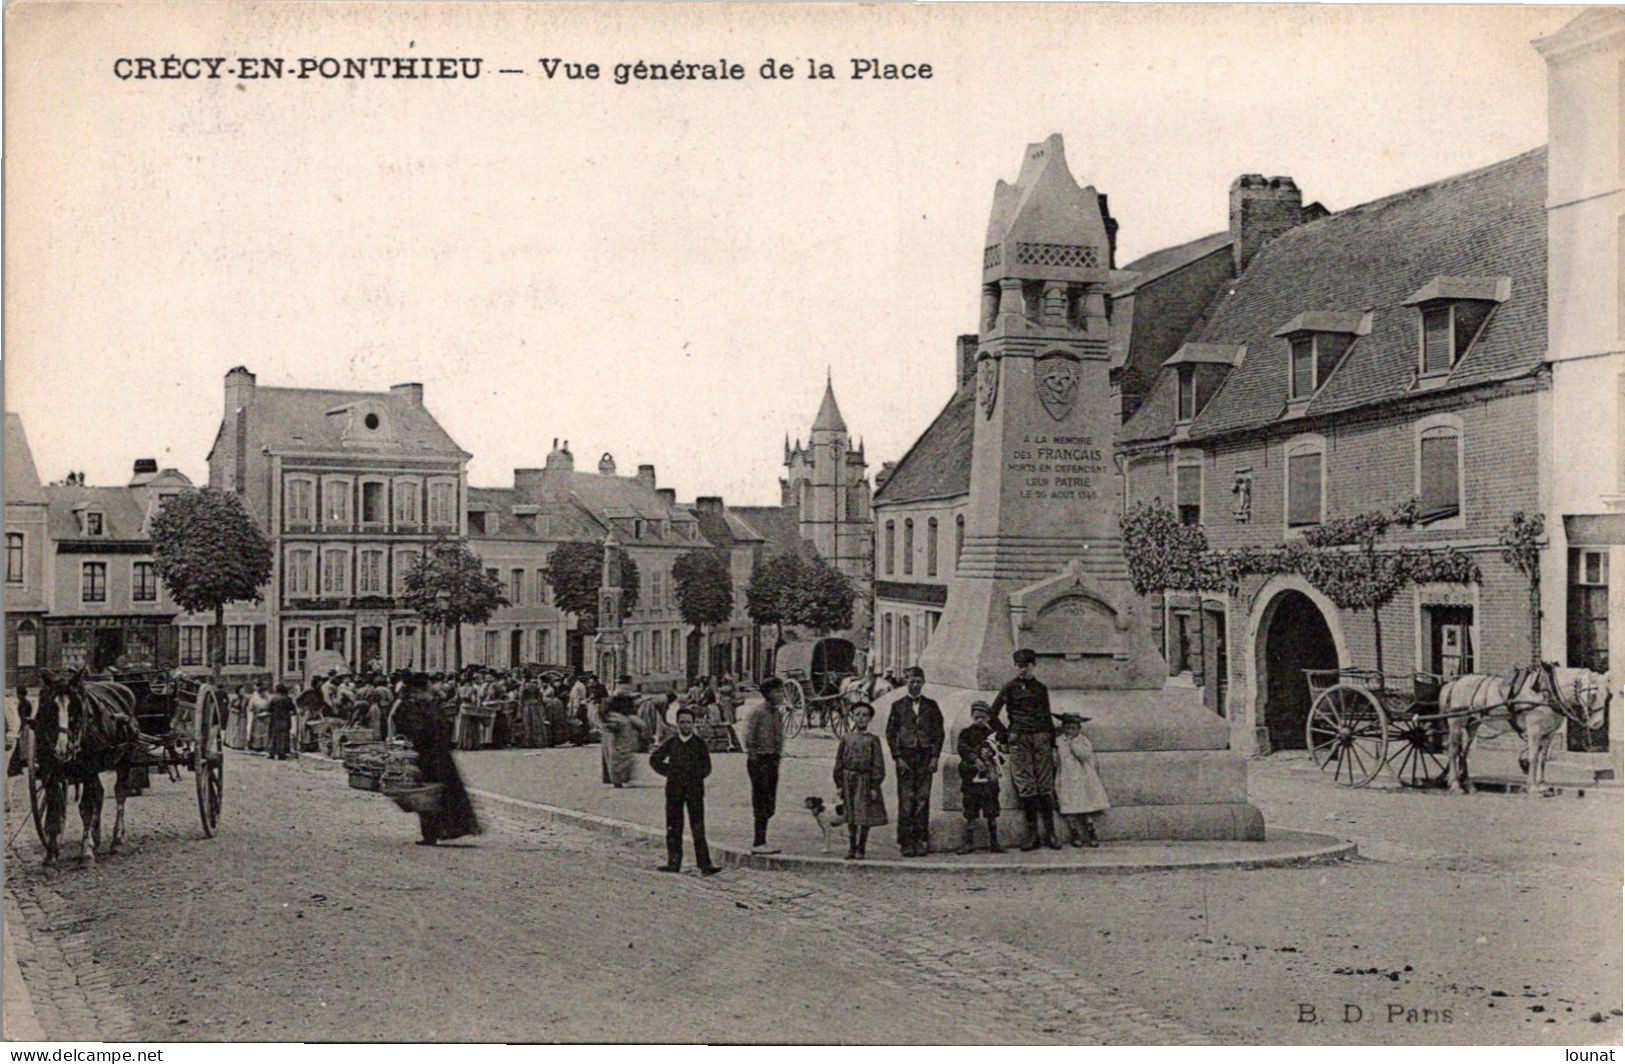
[
  {"x1": 1035, "y1": 353, "x2": 1080, "y2": 421},
  {"x1": 976, "y1": 354, "x2": 999, "y2": 419}
]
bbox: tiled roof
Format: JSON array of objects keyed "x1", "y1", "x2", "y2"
[
  {"x1": 1112, "y1": 230, "x2": 1230, "y2": 294},
  {"x1": 247, "y1": 386, "x2": 466, "y2": 457},
  {"x1": 5, "y1": 413, "x2": 46, "y2": 505},
  {"x1": 1121, "y1": 148, "x2": 1548, "y2": 445},
  {"x1": 46, "y1": 485, "x2": 152, "y2": 542},
  {"x1": 690, "y1": 505, "x2": 767, "y2": 550},
  {"x1": 872, "y1": 386, "x2": 974, "y2": 506},
  {"x1": 464, "y1": 487, "x2": 604, "y2": 543},
  {"x1": 730, "y1": 505, "x2": 814, "y2": 559}
]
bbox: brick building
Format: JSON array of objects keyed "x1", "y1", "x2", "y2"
[
  {"x1": 206, "y1": 366, "x2": 470, "y2": 683},
  {"x1": 686, "y1": 495, "x2": 767, "y2": 681},
  {"x1": 1118, "y1": 149, "x2": 1554, "y2": 753}
]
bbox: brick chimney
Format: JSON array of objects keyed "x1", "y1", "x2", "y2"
[
  {"x1": 657, "y1": 488, "x2": 676, "y2": 506},
  {"x1": 695, "y1": 496, "x2": 724, "y2": 514},
  {"x1": 956, "y1": 334, "x2": 980, "y2": 390},
  {"x1": 636, "y1": 464, "x2": 656, "y2": 489},
  {"x1": 597, "y1": 453, "x2": 617, "y2": 476},
  {"x1": 1229, "y1": 175, "x2": 1303, "y2": 275},
  {"x1": 224, "y1": 366, "x2": 256, "y2": 412},
  {"x1": 129, "y1": 458, "x2": 158, "y2": 486},
  {"x1": 391, "y1": 382, "x2": 424, "y2": 405}
]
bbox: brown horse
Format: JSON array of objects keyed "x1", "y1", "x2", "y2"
[
  {"x1": 31, "y1": 670, "x2": 145, "y2": 865},
  {"x1": 1441, "y1": 665, "x2": 1610, "y2": 797}
]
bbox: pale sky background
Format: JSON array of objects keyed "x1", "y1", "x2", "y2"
[{"x1": 5, "y1": 3, "x2": 1578, "y2": 505}]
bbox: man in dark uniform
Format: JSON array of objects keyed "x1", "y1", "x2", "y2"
[
  {"x1": 885, "y1": 665, "x2": 944, "y2": 856},
  {"x1": 989, "y1": 648, "x2": 1061, "y2": 851},
  {"x1": 649, "y1": 707, "x2": 722, "y2": 875}
]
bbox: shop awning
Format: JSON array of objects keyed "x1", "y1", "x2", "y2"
[{"x1": 1565, "y1": 513, "x2": 1625, "y2": 546}]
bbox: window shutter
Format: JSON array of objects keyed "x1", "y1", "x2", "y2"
[
  {"x1": 1287, "y1": 453, "x2": 1322, "y2": 527},
  {"x1": 1177, "y1": 466, "x2": 1201, "y2": 508},
  {"x1": 1290, "y1": 339, "x2": 1315, "y2": 399},
  {"x1": 1418, "y1": 433, "x2": 1460, "y2": 521},
  {"x1": 253, "y1": 624, "x2": 267, "y2": 667},
  {"x1": 1423, "y1": 307, "x2": 1452, "y2": 375}
]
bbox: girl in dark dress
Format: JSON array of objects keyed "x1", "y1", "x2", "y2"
[{"x1": 393, "y1": 675, "x2": 482, "y2": 846}]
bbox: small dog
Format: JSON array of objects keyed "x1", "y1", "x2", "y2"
[{"x1": 804, "y1": 796, "x2": 847, "y2": 853}]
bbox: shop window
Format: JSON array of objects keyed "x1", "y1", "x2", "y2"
[{"x1": 1569, "y1": 549, "x2": 1610, "y2": 675}]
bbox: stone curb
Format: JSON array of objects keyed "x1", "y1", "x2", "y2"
[
  {"x1": 2, "y1": 905, "x2": 47, "y2": 1042},
  {"x1": 467, "y1": 787, "x2": 1358, "y2": 875}
]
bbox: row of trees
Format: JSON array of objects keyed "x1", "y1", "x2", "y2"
[{"x1": 150, "y1": 488, "x2": 856, "y2": 677}]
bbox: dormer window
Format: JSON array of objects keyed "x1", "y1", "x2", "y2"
[
  {"x1": 1403, "y1": 277, "x2": 1507, "y2": 380},
  {"x1": 1286, "y1": 333, "x2": 1355, "y2": 400},
  {"x1": 1177, "y1": 369, "x2": 1197, "y2": 422},
  {"x1": 1273, "y1": 313, "x2": 1366, "y2": 403},
  {"x1": 84, "y1": 512, "x2": 104, "y2": 536}
]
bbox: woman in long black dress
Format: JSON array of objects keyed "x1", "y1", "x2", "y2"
[{"x1": 393, "y1": 674, "x2": 481, "y2": 846}]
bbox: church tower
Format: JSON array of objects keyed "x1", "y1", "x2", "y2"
[{"x1": 781, "y1": 374, "x2": 874, "y2": 594}]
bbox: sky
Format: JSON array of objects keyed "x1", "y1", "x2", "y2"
[{"x1": 5, "y1": 3, "x2": 1578, "y2": 505}]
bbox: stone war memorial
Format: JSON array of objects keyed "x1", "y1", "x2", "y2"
[{"x1": 920, "y1": 134, "x2": 1264, "y2": 842}]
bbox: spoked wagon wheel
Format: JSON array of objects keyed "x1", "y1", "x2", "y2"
[
  {"x1": 1306, "y1": 684, "x2": 1387, "y2": 787},
  {"x1": 193, "y1": 685, "x2": 223, "y2": 837},
  {"x1": 779, "y1": 679, "x2": 806, "y2": 739},
  {"x1": 24, "y1": 728, "x2": 50, "y2": 848},
  {"x1": 1387, "y1": 717, "x2": 1449, "y2": 788},
  {"x1": 828, "y1": 701, "x2": 852, "y2": 739}
]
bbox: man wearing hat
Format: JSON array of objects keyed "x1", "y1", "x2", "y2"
[
  {"x1": 885, "y1": 665, "x2": 944, "y2": 857},
  {"x1": 989, "y1": 648, "x2": 1062, "y2": 850}
]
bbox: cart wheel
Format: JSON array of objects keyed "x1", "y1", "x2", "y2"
[
  {"x1": 25, "y1": 727, "x2": 50, "y2": 849},
  {"x1": 194, "y1": 685, "x2": 223, "y2": 837},
  {"x1": 1306, "y1": 684, "x2": 1387, "y2": 787},
  {"x1": 1388, "y1": 717, "x2": 1448, "y2": 788},
  {"x1": 829, "y1": 705, "x2": 851, "y2": 739},
  {"x1": 780, "y1": 680, "x2": 806, "y2": 739}
]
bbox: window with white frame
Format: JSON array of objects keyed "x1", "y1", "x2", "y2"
[
  {"x1": 284, "y1": 477, "x2": 315, "y2": 528},
  {"x1": 510, "y1": 568, "x2": 525, "y2": 606},
  {"x1": 1285, "y1": 439, "x2": 1325, "y2": 529},
  {"x1": 285, "y1": 626, "x2": 311, "y2": 675},
  {"x1": 358, "y1": 549, "x2": 386, "y2": 595},
  {"x1": 394, "y1": 479, "x2": 421, "y2": 527},
  {"x1": 81, "y1": 562, "x2": 107, "y2": 603},
  {"x1": 6, "y1": 533, "x2": 23, "y2": 584},
  {"x1": 179, "y1": 626, "x2": 207, "y2": 667},
  {"x1": 1416, "y1": 418, "x2": 1463, "y2": 525},
  {"x1": 84, "y1": 511, "x2": 104, "y2": 536},
  {"x1": 286, "y1": 548, "x2": 315, "y2": 596},
  {"x1": 132, "y1": 561, "x2": 158, "y2": 602},
  {"x1": 428, "y1": 480, "x2": 457, "y2": 528},
  {"x1": 322, "y1": 549, "x2": 350, "y2": 597},
  {"x1": 322, "y1": 478, "x2": 353, "y2": 529}
]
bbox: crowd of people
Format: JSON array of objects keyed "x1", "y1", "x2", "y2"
[{"x1": 216, "y1": 651, "x2": 1108, "y2": 863}]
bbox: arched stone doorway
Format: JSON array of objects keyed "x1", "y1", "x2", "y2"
[{"x1": 1256, "y1": 588, "x2": 1340, "y2": 751}]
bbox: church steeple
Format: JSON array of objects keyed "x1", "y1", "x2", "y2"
[{"x1": 811, "y1": 373, "x2": 848, "y2": 436}]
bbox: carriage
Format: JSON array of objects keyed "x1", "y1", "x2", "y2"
[
  {"x1": 773, "y1": 637, "x2": 861, "y2": 738},
  {"x1": 1303, "y1": 668, "x2": 1452, "y2": 787},
  {"x1": 24, "y1": 670, "x2": 225, "y2": 848}
]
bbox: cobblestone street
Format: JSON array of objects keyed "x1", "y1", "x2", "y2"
[{"x1": 3, "y1": 746, "x2": 1619, "y2": 1044}]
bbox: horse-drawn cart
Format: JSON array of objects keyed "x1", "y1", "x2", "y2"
[
  {"x1": 25, "y1": 671, "x2": 224, "y2": 857},
  {"x1": 1303, "y1": 669, "x2": 1448, "y2": 788},
  {"x1": 774, "y1": 637, "x2": 861, "y2": 738}
]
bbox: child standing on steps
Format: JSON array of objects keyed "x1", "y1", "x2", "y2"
[
  {"x1": 1053, "y1": 713, "x2": 1109, "y2": 847},
  {"x1": 833, "y1": 702, "x2": 887, "y2": 860}
]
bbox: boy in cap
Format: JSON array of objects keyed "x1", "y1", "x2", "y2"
[
  {"x1": 743, "y1": 676, "x2": 787, "y2": 853},
  {"x1": 989, "y1": 648, "x2": 1062, "y2": 850},
  {"x1": 885, "y1": 665, "x2": 944, "y2": 856},
  {"x1": 955, "y1": 700, "x2": 1007, "y2": 854},
  {"x1": 649, "y1": 707, "x2": 722, "y2": 874}
]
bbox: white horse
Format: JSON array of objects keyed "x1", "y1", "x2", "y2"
[
  {"x1": 1441, "y1": 665, "x2": 1610, "y2": 797},
  {"x1": 839, "y1": 670, "x2": 897, "y2": 710}
]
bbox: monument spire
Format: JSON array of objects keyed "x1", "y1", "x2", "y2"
[{"x1": 811, "y1": 375, "x2": 847, "y2": 435}]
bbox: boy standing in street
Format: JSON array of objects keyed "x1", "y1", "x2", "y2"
[
  {"x1": 649, "y1": 707, "x2": 721, "y2": 875},
  {"x1": 955, "y1": 700, "x2": 1007, "y2": 854}
]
